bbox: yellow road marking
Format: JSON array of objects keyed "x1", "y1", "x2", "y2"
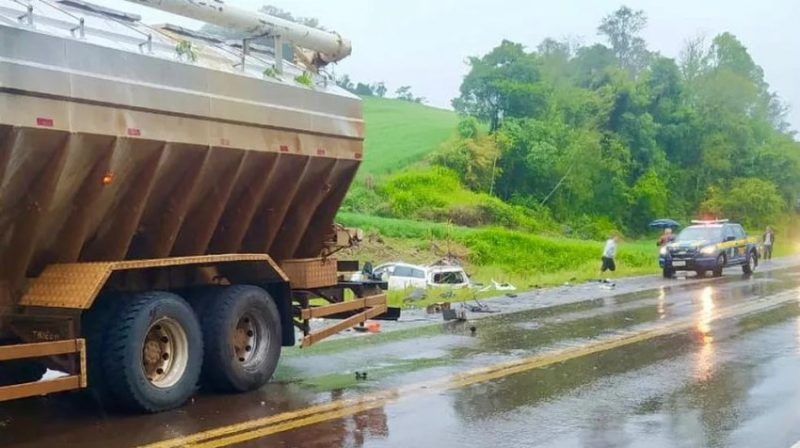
[{"x1": 143, "y1": 292, "x2": 797, "y2": 448}]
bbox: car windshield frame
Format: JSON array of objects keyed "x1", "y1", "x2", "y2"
[{"x1": 676, "y1": 226, "x2": 723, "y2": 242}]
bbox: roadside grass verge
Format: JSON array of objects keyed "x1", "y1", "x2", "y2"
[{"x1": 338, "y1": 212, "x2": 660, "y2": 309}]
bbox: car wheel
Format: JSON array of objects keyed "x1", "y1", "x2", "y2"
[
  {"x1": 713, "y1": 254, "x2": 725, "y2": 277},
  {"x1": 696, "y1": 270, "x2": 707, "y2": 278},
  {"x1": 742, "y1": 251, "x2": 757, "y2": 275},
  {"x1": 662, "y1": 268, "x2": 674, "y2": 279}
]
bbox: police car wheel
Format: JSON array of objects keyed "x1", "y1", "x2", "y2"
[
  {"x1": 713, "y1": 254, "x2": 725, "y2": 277},
  {"x1": 742, "y1": 251, "x2": 757, "y2": 275}
]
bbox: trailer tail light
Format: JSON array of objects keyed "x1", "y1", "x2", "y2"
[
  {"x1": 316, "y1": 148, "x2": 326, "y2": 156},
  {"x1": 102, "y1": 172, "x2": 114, "y2": 185},
  {"x1": 36, "y1": 117, "x2": 54, "y2": 127},
  {"x1": 354, "y1": 152, "x2": 363, "y2": 160},
  {"x1": 279, "y1": 145, "x2": 289, "y2": 153},
  {"x1": 127, "y1": 128, "x2": 141, "y2": 137}
]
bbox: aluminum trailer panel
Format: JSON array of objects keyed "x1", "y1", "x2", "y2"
[{"x1": 0, "y1": 1, "x2": 364, "y2": 321}]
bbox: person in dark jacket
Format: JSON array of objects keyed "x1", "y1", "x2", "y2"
[{"x1": 762, "y1": 226, "x2": 775, "y2": 260}]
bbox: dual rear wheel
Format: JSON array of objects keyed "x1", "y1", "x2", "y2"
[{"x1": 84, "y1": 285, "x2": 281, "y2": 413}]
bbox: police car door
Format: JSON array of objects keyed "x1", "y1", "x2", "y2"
[
  {"x1": 723, "y1": 225, "x2": 737, "y2": 263},
  {"x1": 733, "y1": 224, "x2": 747, "y2": 262}
]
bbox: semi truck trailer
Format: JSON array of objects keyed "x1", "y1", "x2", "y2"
[{"x1": 0, "y1": 0, "x2": 388, "y2": 412}]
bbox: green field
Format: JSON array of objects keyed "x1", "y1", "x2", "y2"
[{"x1": 359, "y1": 96, "x2": 459, "y2": 177}]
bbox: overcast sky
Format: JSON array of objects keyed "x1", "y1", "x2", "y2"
[{"x1": 103, "y1": 0, "x2": 800, "y2": 132}]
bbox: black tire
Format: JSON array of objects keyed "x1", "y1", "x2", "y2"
[
  {"x1": 696, "y1": 270, "x2": 707, "y2": 278},
  {"x1": 662, "y1": 268, "x2": 674, "y2": 279},
  {"x1": 713, "y1": 254, "x2": 725, "y2": 277},
  {"x1": 100, "y1": 292, "x2": 203, "y2": 413},
  {"x1": 197, "y1": 285, "x2": 282, "y2": 393},
  {"x1": 743, "y1": 250, "x2": 758, "y2": 275},
  {"x1": 83, "y1": 294, "x2": 126, "y2": 404}
]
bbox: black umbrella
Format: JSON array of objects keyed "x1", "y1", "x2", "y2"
[{"x1": 649, "y1": 218, "x2": 681, "y2": 229}]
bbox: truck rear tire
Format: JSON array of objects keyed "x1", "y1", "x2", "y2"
[
  {"x1": 198, "y1": 285, "x2": 282, "y2": 393},
  {"x1": 100, "y1": 292, "x2": 203, "y2": 413}
]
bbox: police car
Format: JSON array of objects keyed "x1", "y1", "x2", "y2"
[{"x1": 659, "y1": 220, "x2": 759, "y2": 278}]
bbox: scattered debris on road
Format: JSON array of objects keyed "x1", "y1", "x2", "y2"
[
  {"x1": 426, "y1": 302, "x2": 451, "y2": 314},
  {"x1": 479, "y1": 280, "x2": 517, "y2": 292},
  {"x1": 442, "y1": 308, "x2": 467, "y2": 321}
]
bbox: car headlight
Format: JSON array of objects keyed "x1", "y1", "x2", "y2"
[
  {"x1": 700, "y1": 245, "x2": 716, "y2": 255},
  {"x1": 659, "y1": 247, "x2": 667, "y2": 256}
]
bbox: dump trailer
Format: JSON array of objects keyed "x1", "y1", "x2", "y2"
[{"x1": 0, "y1": 0, "x2": 389, "y2": 412}]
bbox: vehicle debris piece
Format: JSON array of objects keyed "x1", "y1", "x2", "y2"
[
  {"x1": 426, "y1": 302, "x2": 452, "y2": 314},
  {"x1": 443, "y1": 308, "x2": 467, "y2": 321}
]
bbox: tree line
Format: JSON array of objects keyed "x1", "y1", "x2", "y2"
[
  {"x1": 336, "y1": 75, "x2": 425, "y2": 103},
  {"x1": 437, "y1": 6, "x2": 798, "y2": 233}
]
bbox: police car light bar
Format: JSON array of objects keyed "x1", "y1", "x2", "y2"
[{"x1": 691, "y1": 219, "x2": 729, "y2": 225}]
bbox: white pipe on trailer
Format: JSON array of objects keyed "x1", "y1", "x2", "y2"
[{"x1": 124, "y1": 0, "x2": 351, "y2": 64}]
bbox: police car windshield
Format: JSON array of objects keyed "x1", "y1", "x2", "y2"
[{"x1": 677, "y1": 226, "x2": 722, "y2": 242}]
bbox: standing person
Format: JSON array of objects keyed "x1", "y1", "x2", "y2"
[
  {"x1": 601, "y1": 235, "x2": 618, "y2": 274},
  {"x1": 762, "y1": 226, "x2": 775, "y2": 260},
  {"x1": 657, "y1": 228, "x2": 675, "y2": 247}
]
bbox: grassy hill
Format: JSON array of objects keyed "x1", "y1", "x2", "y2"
[{"x1": 359, "y1": 96, "x2": 459, "y2": 177}]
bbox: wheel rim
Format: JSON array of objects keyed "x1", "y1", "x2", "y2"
[
  {"x1": 141, "y1": 317, "x2": 189, "y2": 389},
  {"x1": 233, "y1": 312, "x2": 271, "y2": 366},
  {"x1": 750, "y1": 256, "x2": 756, "y2": 271}
]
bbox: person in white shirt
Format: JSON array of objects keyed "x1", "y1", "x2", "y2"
[
  {"x1": 762, "y1": 226, "x2": 775, "y2": 260},
  {"x1": 601, "y1": 235, "x2": 618, "y2": 273}
]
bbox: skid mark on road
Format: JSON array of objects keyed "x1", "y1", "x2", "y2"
[{"x1": 141, "y1": 290, "x2": 799, "y2": 448}]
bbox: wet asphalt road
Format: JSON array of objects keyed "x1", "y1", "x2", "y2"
[{"x1": 4, "y1": 261, "x2": 800, "y2": 447}]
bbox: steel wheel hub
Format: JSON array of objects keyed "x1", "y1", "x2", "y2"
[
  {"x1": 142, "y1": 317, "x2": 189, "y2": 388},
  {"x1": 234, "y1": 313, "x2": 258, "y2": 364}
]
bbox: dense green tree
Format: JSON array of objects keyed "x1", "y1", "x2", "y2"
[
  {"x1": 701, "y1": 178, "x2": 785, "y2": 228},
  {"x1": 452, "y1": 40, "x2": 549, "y2": 130},
  {"x1": 597, "y1": 6, "x2": 652, "y2": 76},
  {"x1": 437, "y1": 6, "x2": 799, "y2": 236}
]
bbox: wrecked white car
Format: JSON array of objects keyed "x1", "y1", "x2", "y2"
[{"x1": 354, "y1": 262, "x2": 471, "y2": 290}]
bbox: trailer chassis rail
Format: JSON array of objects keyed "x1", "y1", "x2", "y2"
[{"x1": 0, "y1": 338, "x2": 86, "y2": 401}]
